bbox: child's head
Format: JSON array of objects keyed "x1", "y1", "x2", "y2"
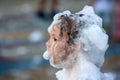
[
  {"x1": 45, "y1": 14, "x2": 82, "y2": 68},
  {"x1": 43, "y1": 6, "x2": 108, "y2": 68}
]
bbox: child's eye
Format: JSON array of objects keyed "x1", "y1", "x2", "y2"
[{"x1": 54, "y1": 38, "x2": 57, "y2": 41}]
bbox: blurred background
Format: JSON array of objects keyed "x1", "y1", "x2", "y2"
[{"x1": 0, "y1": 0, "x2": 120, "y2": 80}]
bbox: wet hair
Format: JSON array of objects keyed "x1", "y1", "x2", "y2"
[{"x1": 59, "y1": 15, "x2": 79, "y2": 45}]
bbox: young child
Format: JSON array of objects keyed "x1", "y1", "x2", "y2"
[{"x1": 43, "y1": 6, "x2": 115, "y2": 80}]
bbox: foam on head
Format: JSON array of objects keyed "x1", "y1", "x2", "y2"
[
  {"x1": 48, "y1": 10, "x2": 72, "y2": 33},
  {"x1": 43, "y1": 6, "x2": 108, "y2": 68},
  {"x1": 75, "y1": 6, "x2": 102, "y2": 28}
]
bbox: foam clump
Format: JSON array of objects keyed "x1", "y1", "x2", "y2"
[
  {"x1": 53, "y1": 10, "x2": 71, "y2": 21},
  {"x1": 43, "y1": 50, "x2": 50, "y2": 60},
  {"x1": 48, "y1": 10, "x2": 71, "y2": 33},
  {"x1": 43, "y1": 5, "x2": 115, "y2": 80},
  {"x1": 75, "y1": 6, "x2": 102, "y2": 27},
  {"x1": 82, "y1": 25, "x2": 108, "y2": 50}
]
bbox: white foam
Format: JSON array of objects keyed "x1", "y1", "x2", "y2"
[
  {"x1": 48, "y1": 10, "x2": 71, "y2": 33},
  {"x1": 82, "y1": 25, "x2": 108, "y2": 50},
  {"x1": 75, "y1": 5, "x2": 102, "y2": 27},
  {"x1": 43, "y1": 50, "x2": 50, "y2": 60}
]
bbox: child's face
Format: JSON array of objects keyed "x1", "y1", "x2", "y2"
[{"x1": 46, "y1": 17, "x2": 82, "y2": 67}]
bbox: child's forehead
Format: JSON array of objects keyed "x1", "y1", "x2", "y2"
[{"x1": 50, "y1": 23, "x2": 61, "y2": 36}]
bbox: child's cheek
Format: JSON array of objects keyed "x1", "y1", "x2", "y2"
[{"x1": 51, "y1": 41, "x2": 68, "y2": 64}]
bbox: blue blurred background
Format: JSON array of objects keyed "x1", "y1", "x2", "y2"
[{"x1": 0, "y1": 0, "x2": 120, "y2": 80}]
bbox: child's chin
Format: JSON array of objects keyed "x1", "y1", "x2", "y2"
[{"x1": 50, "y1": 58, "x2": 71, "y2": 69}]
